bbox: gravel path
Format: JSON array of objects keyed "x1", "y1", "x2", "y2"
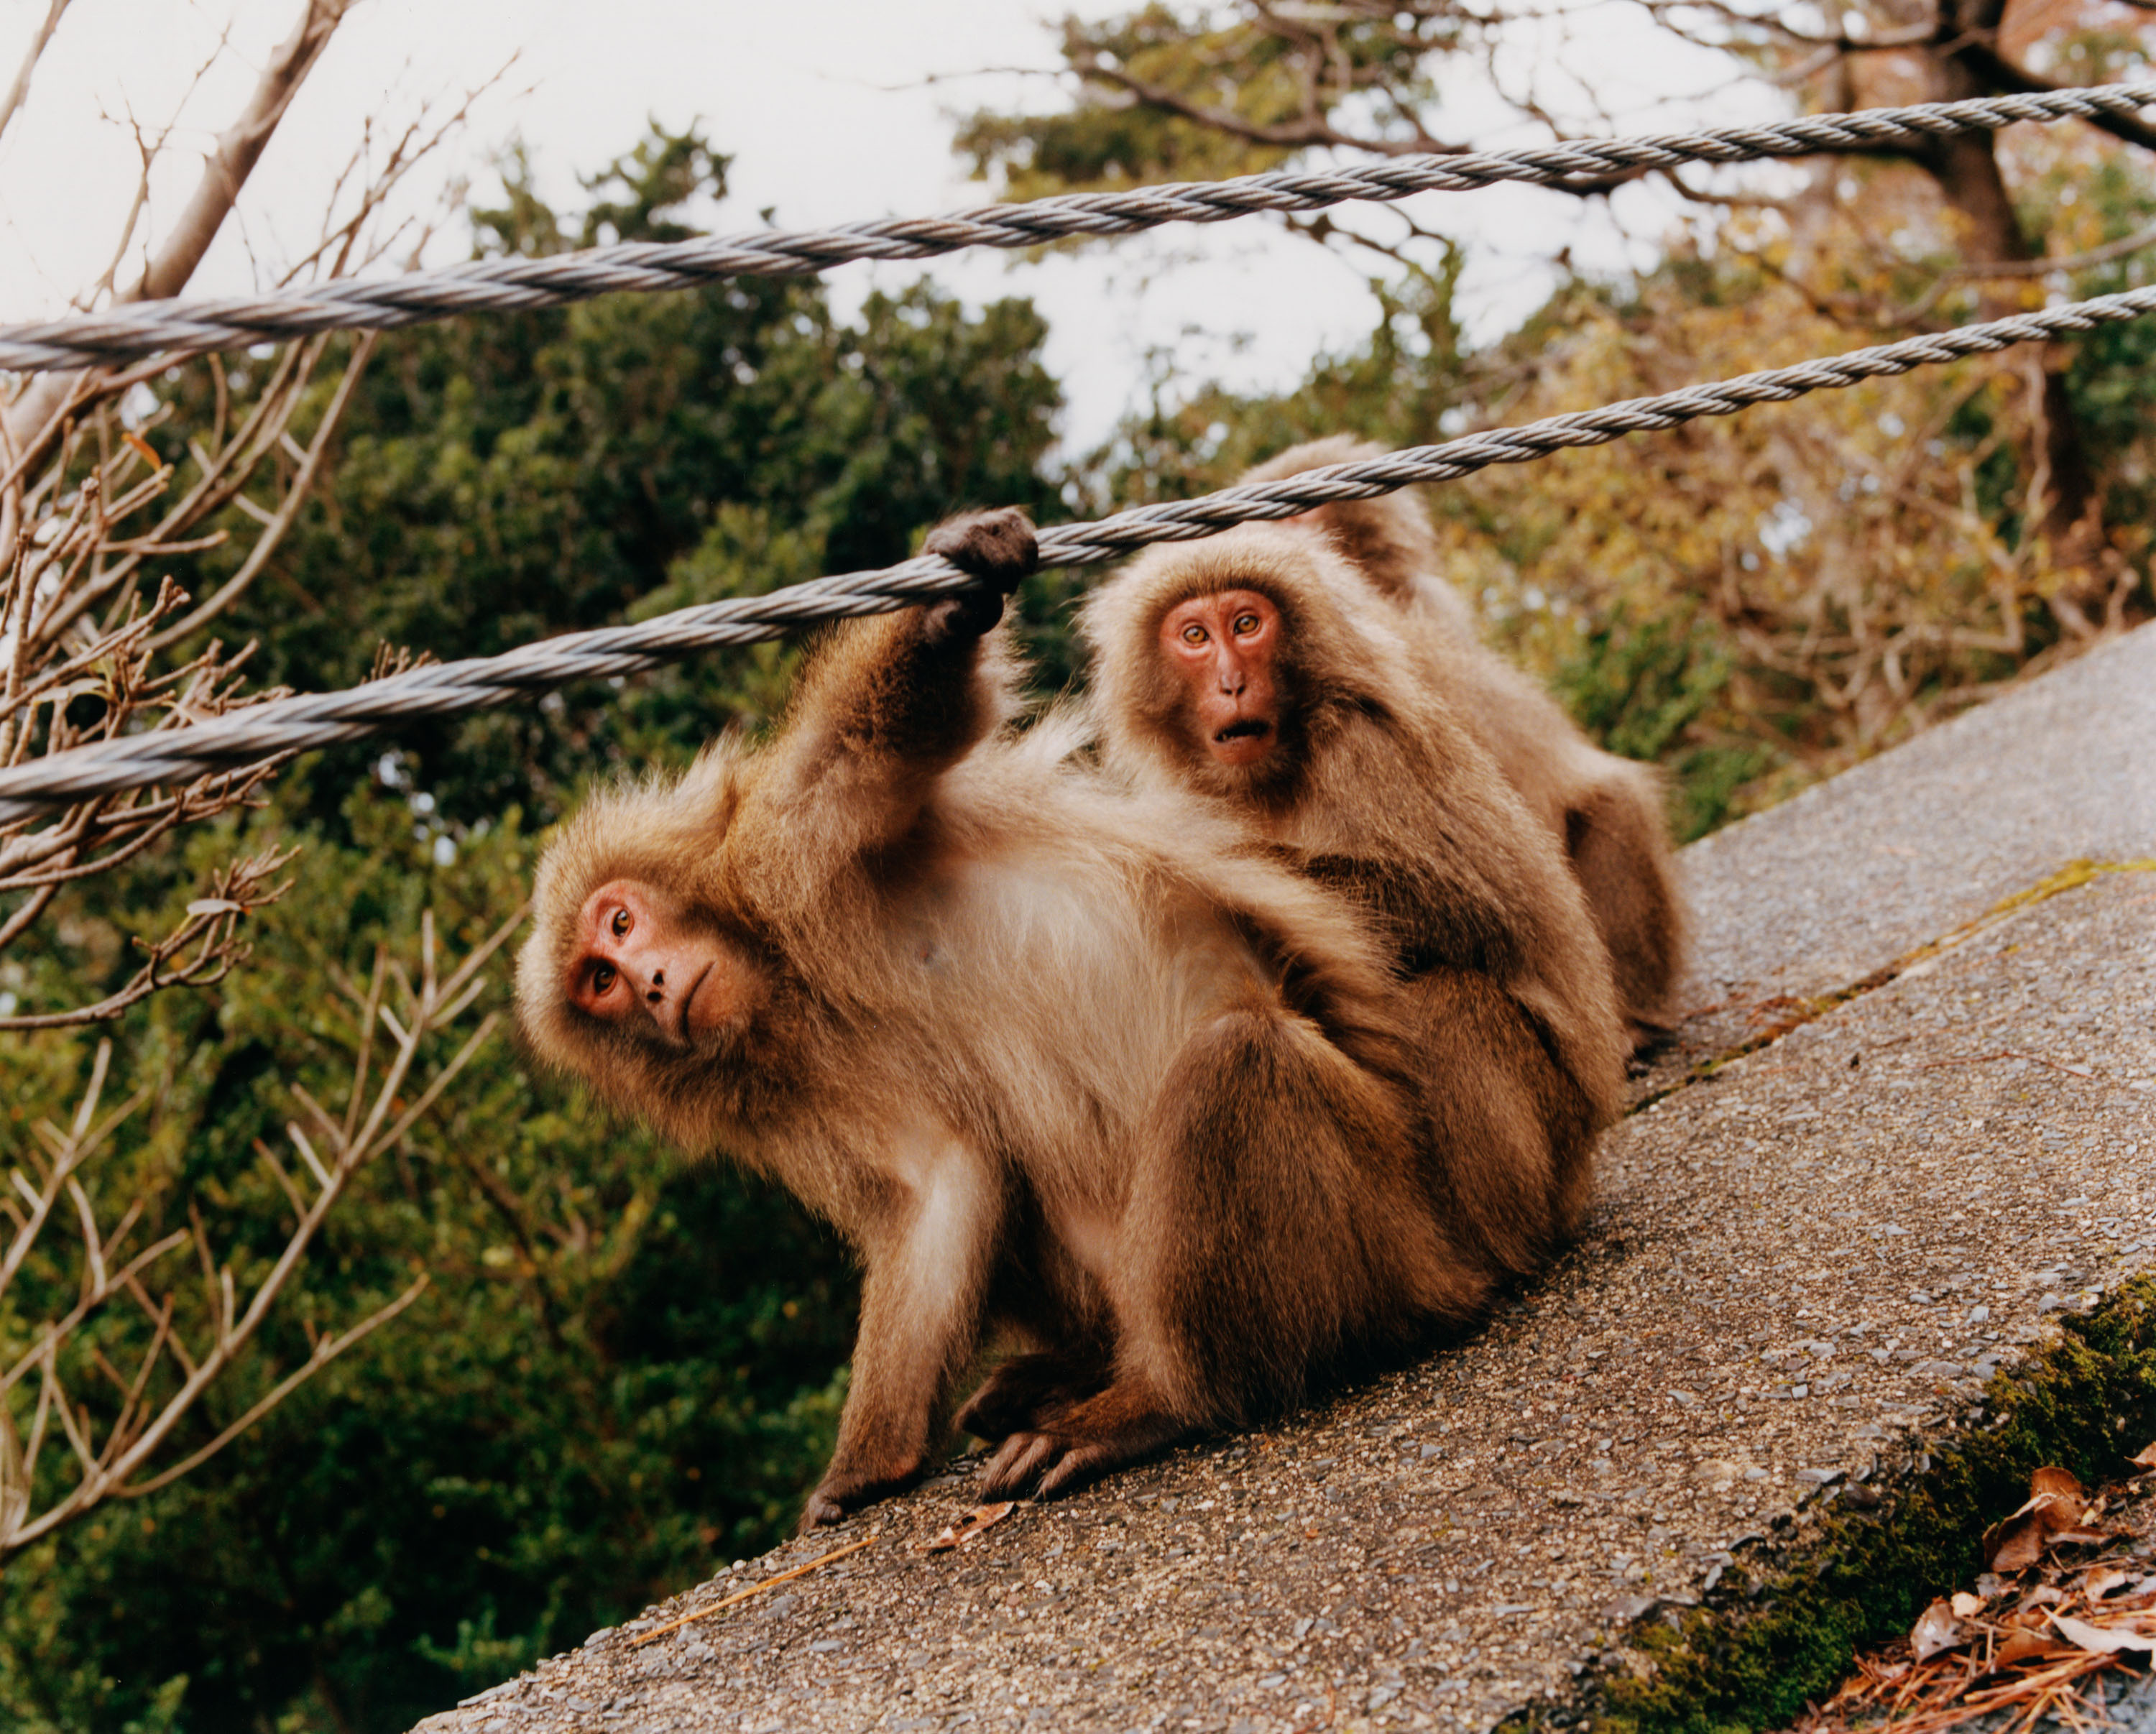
[{"x1": 414, "y1": 625, "x2": 2156, "y2": 1734}]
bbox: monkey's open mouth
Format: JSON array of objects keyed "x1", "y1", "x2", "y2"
[{"x1": 1214, "y1": 719, "x2": 1272, "y2": 744}]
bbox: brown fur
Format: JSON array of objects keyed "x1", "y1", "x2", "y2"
[
  {"x1": 1240, "y1": 437, "x2": 1690, "y2": 1041},
  {"x1": 519, "y1": 575, "x2": 1492, "y2": 1526},
  {"x1": 1082, "y1": 524, "x2": 1628, "y2": 1278}
]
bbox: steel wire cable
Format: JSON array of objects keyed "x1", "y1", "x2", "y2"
[
  {"x1": 6, "y1": 281, "x2": 2155, "y2": 820},
  {"x1": 0, "y1": 83, "x2": 2152, "y2": 373}
]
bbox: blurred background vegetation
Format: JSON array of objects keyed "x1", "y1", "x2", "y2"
[{"x1": 4, "y1": 0, "x2": 2155, "y2": 1725}]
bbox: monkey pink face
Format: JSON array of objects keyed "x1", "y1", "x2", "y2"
[
  {"x1": 1158, "y1": 589, "x2": 1284, "y2": 770},
  {"x1": 566, "y1": 879, "x2": 748, "y2": 1050}
]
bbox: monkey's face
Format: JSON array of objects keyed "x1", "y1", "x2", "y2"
[
  {"x1": 1158, "y1": 588, "x2": 1286, "y2": 771},
  {"x1": 564, "y1": 877, "x2": 763, "y2": 1053}
]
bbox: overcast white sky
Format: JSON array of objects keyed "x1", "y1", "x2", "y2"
[{"x1": 0, "y1": 0, "x2": 1759, "y2": 453}]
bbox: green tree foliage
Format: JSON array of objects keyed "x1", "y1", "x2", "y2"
[
  {"x1": 0, "y1": 127, "x2": 1063, "y2": 1733},
  {"x1": 954, "y1": 4, "x2": 1459, "y2": 196},
  {"x1": 2, "y1": 799, "x2": 857, "y2": 1733}
]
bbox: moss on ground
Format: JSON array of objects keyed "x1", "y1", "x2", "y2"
[{"x1": 1539, "y1": 1277, "x2": 2156, "y2": 1733}]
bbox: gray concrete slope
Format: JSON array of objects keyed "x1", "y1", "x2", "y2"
[
  {"x1": 416, "y1": 627, "x2": 2156, "y2": 1734},
  {"x1": 1683, "y1": 622, "x2": 2156, "y2": 1002}
]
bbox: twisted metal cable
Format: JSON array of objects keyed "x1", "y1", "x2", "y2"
[
  {"x1": 2, "y1": 83, "x2": 2153, "y2": 374},
  {"x1": 6, "y1": 280, "x2": 2154, "y2": 820}
]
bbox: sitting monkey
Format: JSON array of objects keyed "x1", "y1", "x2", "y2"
[
  {"x1": 518, "y1": 512, "x2": 1495, "y2": 1527},
  {"x1": 1239, "y1": 437, "x2": 1689, "y2": 1048},
  {"x1": 1082, "y1": 520, "x2": 1631, "y2": 1282}
]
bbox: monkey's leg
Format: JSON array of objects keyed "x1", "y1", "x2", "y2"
[
  {"x1": 954, "y1": 1347, "x2": 1111, "y2": 1444},
  {"x1": 982, "y1": 1004, "x2": 1461, "y2": 1500},
  {"x1": 802, "y1": 1158, "x2": 1003, "y2": 1531},
  {"x1": 1564, "y1": 767, "x2": 1686, "y2": 1046},
  {"x1": 1407, "y1": 968, "x2": 1600, "y2": 1270}
]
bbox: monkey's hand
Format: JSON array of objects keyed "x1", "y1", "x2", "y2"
[
  {"x1": 799, "y1": 1455, "x2": 922, "y2": 1532},
  {"x1": 921, "y1": 506, "x2": 1038, "y2": 642}
]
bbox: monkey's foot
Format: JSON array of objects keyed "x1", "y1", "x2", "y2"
[
  {"x1": 954, "y1": 1350, "x2": 1107, "y2": 1443},
  {"x1": 1624, "y1": 1017, "x2": 1679, "y2": 1073},
  {"x1": 977, "y1": 1380, "x2": 1189, "y2": 1500}
]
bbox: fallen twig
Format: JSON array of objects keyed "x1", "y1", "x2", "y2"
[{"x1": 629, "y1": 1529, "x2": 881, "y2": 1647}]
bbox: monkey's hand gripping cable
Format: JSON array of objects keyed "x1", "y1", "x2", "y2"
[{"x1": 5, "y1": 282, "x2": 2156, "y2": 822}]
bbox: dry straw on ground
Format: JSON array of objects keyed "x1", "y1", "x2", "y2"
[{"x1": 1796, "y1": 1452, "x2": 2156, "y2": 1733}]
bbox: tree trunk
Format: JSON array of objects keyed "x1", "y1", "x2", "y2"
[{"x1": 1915, "y1": 0, "x2": 2111, "y2": 631}]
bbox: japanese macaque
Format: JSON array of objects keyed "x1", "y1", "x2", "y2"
[
  {"x1": 1238, "y1": 437, "x2": 1688, "y2": 1045},
  {"x1": 1082, "y1": 520, "x2": 1631, "y2": 1281},
  {"x1": 517, "y1": 510, "x2": 1493, "y2": 1528}
]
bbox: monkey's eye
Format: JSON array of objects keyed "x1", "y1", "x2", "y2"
[
  {"x1": 609, "y1": 907, "x2": 632, "y2": 938},
  {"x1": 1233, "y1": 612, "x2": 1261, "y2": 636},
  {"x1": 1179, "y1": 622, "x2": 1209, "y2": 646},
  {"x1": 591, "y1": 961, "x2": 617, "y2": 996}
]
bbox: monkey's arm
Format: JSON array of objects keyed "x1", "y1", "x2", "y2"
[
  {"x1": 1286, "y1": 714, "x2": 1535, "y2": 979},
  {"x1": 1299, "y1": 851, "x2": 1524, "y2": 979},
  {"x1": 737, "y1": 509, "x2": 1037, "y2": 898},
  {"x1": 803, "y1": 1140, "x2": 1006, "y2": 1528},
  {"x1": 1301, "y1": 708, "x2": 1629, "y2": 1116}
]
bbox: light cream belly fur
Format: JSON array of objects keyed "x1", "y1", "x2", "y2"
[{"x1": 895, "y1": 851, "x2": 1271, "y2": 1264}]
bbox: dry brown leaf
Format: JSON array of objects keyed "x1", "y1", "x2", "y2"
[
  {"x1": 1982, "y1": 1468, "x2": 2106, "y2": 1571},
  {"x1": 923, "y1": 1501, "x2": 1017, "y2": 1553},
  {"x1": 1911, "y1": 1597, "x2": 1966, "y2": 1661},
  {"x1": 2127, "y1": 1441, "x2": 2156, "y2": 1469},
  {"x1": 2046, "y1": 1610, "x2": 2156, "y2": 1655},
  {"x1": 2083, "y1": 1567, "x2": 2131, "y2": 1600},
  {"x1": 1986, "y1": 1505, "x2": 2061, "y2": 1572},
  {"x1": 1994, "y1": 1627, "x2": 2074, "y2": 1665},
  {"x1": 1950, "y1": 1590, "x2": 1986, "y2": 1618}
]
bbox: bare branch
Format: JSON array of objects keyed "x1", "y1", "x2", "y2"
[
  {"x1": 1, "y1": 0, "x2": 356, "y2": 465},
  {"x1": 114, "y1": 1274, "x2": 428, "y2": 1500},
  {"x1": 132, "y1": 0, "x2": 357, "y2": 304},
  {"x1": 0, "y1": 907, "x2": 512, "y2": 1557},
  {"x1": 1943, "y1": 45, "x2": 2156, "y2": 155},
  {"x1": 1069, "y1": 48, "x2": 1452, "y2": 157},
  {"x1": 0, "y1": 0, "x2": 72, "y2": 149},
  {"x1": 147, "y1": 331, "x2": 378, "y2": 649}
]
